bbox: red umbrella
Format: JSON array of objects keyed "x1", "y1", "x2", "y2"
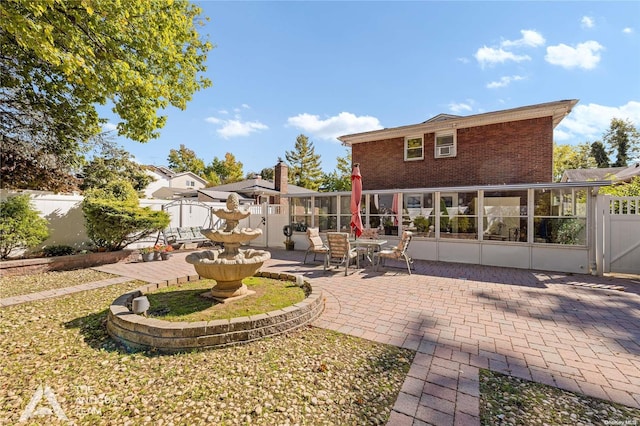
[{"x1": 350, "y1": 163, "x2": 363, "y2": 238}]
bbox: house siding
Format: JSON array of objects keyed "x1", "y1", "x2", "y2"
[{"x1": 353, "y1": 117, "x2": 553, "y2": 190}]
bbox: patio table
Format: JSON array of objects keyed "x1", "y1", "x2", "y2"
[{"x1": 349, "y1": 239, "x2": 387, "y2": 266}]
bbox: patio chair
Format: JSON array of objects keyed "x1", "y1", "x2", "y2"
[
  {"x1": 304, "y1": 227, "x2": 329, "y2": 265},
  {"x1": 375, "y1": 231, "x2": 414, "y2": 275},
  {"x1": 325, "y1": 232, "x2": 359, "y2": 276}
]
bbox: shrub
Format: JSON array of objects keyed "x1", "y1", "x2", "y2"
[
  {"x1": 43, "y1": 245, "x2": 76, "y2": 257},
  {"x1": 0, "y1": 194, "x2": 50, "y2": 259},
  {"x1": 82, "y1": 180, "x2": 170, "y2": 251}
]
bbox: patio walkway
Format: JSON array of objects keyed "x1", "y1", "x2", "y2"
[{"x1": 4, "y1": 248, "x2": 639, "y2": 425}]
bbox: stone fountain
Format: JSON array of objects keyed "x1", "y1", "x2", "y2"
[{"x1": 186, "y1": 194, "x2": 271, "y2": 301}]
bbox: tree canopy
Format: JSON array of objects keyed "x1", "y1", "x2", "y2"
[
  {"x1": 553, "y1": 142, "x2": 595, "y2": 182},
  {"x1": 167, "y1": 144, "x2": 206, "y2": 176},
  {"x1": 209, "y1": 153, "x2": 244, "y2": 185},
  {"x1": 320, "y1": 149, "x2": 352, "y2": 192},
  {"x1": 603, "y1": 118, "x2": 640, "y2": 167},
  {"x1": 1, "y1": 0, "x2": 212, "y2": 191},
  {"x1": 285, "y1": 134, "x2": 323, "y2": 190},
  {"x1": 81, "y1": 146, "x2": 153, "y2": 192}
]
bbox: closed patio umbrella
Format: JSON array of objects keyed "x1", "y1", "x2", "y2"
[{"x1": 350, "y1": 163, "x2": 363, "y2": 238}]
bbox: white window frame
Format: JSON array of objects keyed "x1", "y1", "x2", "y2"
[
  {"x1": 435, "y1": 131, "x2": 457, "y2": 158},
  {"x1": 404, "y1": 135, "x2": 424, "y2": 161}
]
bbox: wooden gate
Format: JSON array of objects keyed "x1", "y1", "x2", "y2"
[{"x1": 602, "y1": 195, "x2": 640, "y2": 274}]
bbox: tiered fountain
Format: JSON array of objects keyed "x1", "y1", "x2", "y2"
[
  {"x1": 185, "y1": 193, "x2": 271, "y2": 301},
  {"x1": 107, "y1": 193, "x2": 325, "y2": 352}
]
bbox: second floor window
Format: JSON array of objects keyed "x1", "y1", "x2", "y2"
[
  {"x1": 435, "y1": 131, "x2": 456, "y2": 158},
  {"x1": 405, "y1": 135, "x2": 424, "y2": 161}
]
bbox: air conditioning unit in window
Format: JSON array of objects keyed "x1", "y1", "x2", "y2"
[{"x1": 437, "y1": 145, "x2": 455, "y2": 157}]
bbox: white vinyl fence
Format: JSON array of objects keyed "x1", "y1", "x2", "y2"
[
  {"x1": 0, "y1": 191, "x2": 289, "y2": 255},
  {"x1": 601, "y1": 195, "x2": 640, "y2": 275}
]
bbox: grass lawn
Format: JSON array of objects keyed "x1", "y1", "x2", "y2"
[
  {"x1": 0, "y1": 269, "x2": 116, "y2": 298},
  {"x1": 146, "y1": 277, "x2": 307, "y2": 321},
  {"x1": 0, "y1": 278, "x2": 413, "y2": 425}
]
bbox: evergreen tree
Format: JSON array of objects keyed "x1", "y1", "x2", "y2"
[
  {"x1": 590, "y1": 141, "x2": 610, "y2": 168},
  {"x1": 285, "y1": 134, "x2": 323, "y2": 190}
]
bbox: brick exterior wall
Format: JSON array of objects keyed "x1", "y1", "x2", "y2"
[{"x1": 353, "y1": 117, "x2": 553, "y2": 190}]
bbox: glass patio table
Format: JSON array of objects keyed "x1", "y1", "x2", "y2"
[{"x1": 349, "y1": 238, "x2": 387, "y2": 266}]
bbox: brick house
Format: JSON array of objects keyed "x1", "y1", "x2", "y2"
[{"x1": 338, "y1": 99, "x2": 578, "y2": 190}]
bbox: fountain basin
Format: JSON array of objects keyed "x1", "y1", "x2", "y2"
[
  {"x1": 200, "y1": 228, "x2": 263, "y2": 245},
  {"x1": 185, "y1": 249, "x2": 271, "y2": 299}
]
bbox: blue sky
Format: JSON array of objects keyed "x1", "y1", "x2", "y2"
[{"x1": 101, "y1": 1, "x2": 640, "y2": 175}]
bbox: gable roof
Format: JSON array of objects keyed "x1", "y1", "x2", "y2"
[
  {"x1": 209, "y1": 178, "x2": 316, "y2": 196},
  {"x1": 561, "y1": 167, "x2": 624, "y2": 182},
  {"x1": 147, "y1": 165, "x2": 208, "y2": 185},
  {"x1": 339, "y1": 99, "x2": 579, "y2": 145},
  {"x1": 561, "y1": 163, "x2": 640, "y2": 183}
]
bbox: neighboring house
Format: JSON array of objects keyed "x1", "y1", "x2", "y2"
[
  {"x1": 143, "y1": 166, "x2": 208, "y2": 199},
  {"x1": 202, "y1": 161, "x2": 316, "y2": 204},
  {"x1": 561, "y1": 163, "x2": 640, "y2": 183},
  {"x1": 338, "y1": 99, "x2": 578, "y2": 190}
]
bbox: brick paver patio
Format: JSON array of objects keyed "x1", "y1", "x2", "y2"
[{"x1": 3, "y1": 248, "x2": 639, "y2": 425}]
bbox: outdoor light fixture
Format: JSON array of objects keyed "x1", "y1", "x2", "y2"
[
  {"x1": 132, "y1": 296, "x2": 150, "y2": 315},
  {"x1": 295, "y1": 275, "x2": 304, "y2": 287}
]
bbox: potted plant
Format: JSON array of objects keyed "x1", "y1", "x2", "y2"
[
  {"x1": 155, "y1": 244, "x2": 174, "y2": 260},
  {"x1": 139, "y1": 246, "x2": 156, "y2": 262},
  {"x1": 383, "y1": 217, "x2": 397, "y2": 235}
]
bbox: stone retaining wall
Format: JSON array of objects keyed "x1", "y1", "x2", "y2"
[
  {"x1": 0, "y1": 250, "x2": 137, "y2": 278},
  {"x1": 107, "y1": 272, "x2": 324, "y2": 353}
]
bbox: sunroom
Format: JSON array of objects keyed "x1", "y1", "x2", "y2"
[{"x1": 282, "y1": 181, "x2": 609, "y2": 275}]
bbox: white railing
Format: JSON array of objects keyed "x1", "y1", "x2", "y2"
[{"x1": 609, "y1": 196, "x2": 640, "y2": 215}]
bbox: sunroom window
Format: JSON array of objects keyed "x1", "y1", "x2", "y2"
[
  {"x1": 435, "y1": 131, "x2": 456, "y2": 158},
  {"x1": 405, "y1": 135, "x2": 424, "y2": 161}
]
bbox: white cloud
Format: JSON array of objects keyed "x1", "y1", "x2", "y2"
[
  {"x1": 287, "y1": 112, "x2": 383, "y2": 140},
  {"x1": 501, "y1": 30, "x2": 546, "y2": 48},
  {"x1": 545, "y1": 40, "x2": 604, "y2": 69},
  {"x1": 475, "y1": 46, "x2": 531, "y2": 67},
  {"x1": 102, "y1": 122, "x2": 118, "y2": 132},
  {"x1": 448, "y1": 102, "x2": 473, "y2": 114},
  {"x1": 241, "y1": 104, "x2": 250, "y2": 109},
  {"x1": 581, "y1": 16, "x2": 595, "y2": 29},
  {"x1": 205, "y1": 115, "x2": 268, "y2": 138},
  {"x1": 555, "y1": 101, "x2": 640, "y2": 142},
  {"x1": 486, "y1": 75, "x2": 525, "y2": 89},
  {"x1": 623, "y1": 27, "x2": 634, "y2": 34},
  {"x1": 218, "y1": 109, "x2": 229, "y2": 115}
]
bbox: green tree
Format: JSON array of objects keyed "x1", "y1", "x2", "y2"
[
  {"x1": 1, "y1": 0, "x2": 211, "y2": 191},
  {"x1": 81, "y1": 146, "x2": 153, "y2": 192},
  {"x1": 553, "y1": 143, "x2": 595, "y2": 182},
  {"x1": 0, "y1": 194, "x2": 49, "y2": 259},
  {"x1": 285, "y1": 134, "x2": 323, "y2": 190},
  {"x1": 207, "y1": 152, "x2": 244, "y2": 184},
  {"x1": 320, "y1": 150, "x2": 352, "y2": 192},
  {"x1": 259, "y1": 167, "x2": 274, "y2": 181},
  {"x1": 82, "y1": 180, "x2": 169, "y2": 251},
  {"x1": 600, "y1": 176, "x2": 640, "y2": 197},
  {"x1": 167, "y1": 144, "x2": 206, "y2": 175},
  {"x1": 590, "y1": 141, "x2": 610, "y2": 168},
  {"x1": 603, "y1": 118, "x2": 640, "y2": 167}
]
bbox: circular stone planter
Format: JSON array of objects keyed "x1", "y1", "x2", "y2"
[{"x1": 106, "y1": 272, "x2": 324, "y2": 353}]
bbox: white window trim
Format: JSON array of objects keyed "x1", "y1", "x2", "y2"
[
  {"x1": 434, "y1": 130, "x2": 457, "y2": 158},
  {"x1": 404, "y1": 135, "x2": 424, "y2": 161}
]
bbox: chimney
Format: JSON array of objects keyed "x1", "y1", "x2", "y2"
[{"x1": 274, "y1": 160, "x2": 288, "y2": 206}]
